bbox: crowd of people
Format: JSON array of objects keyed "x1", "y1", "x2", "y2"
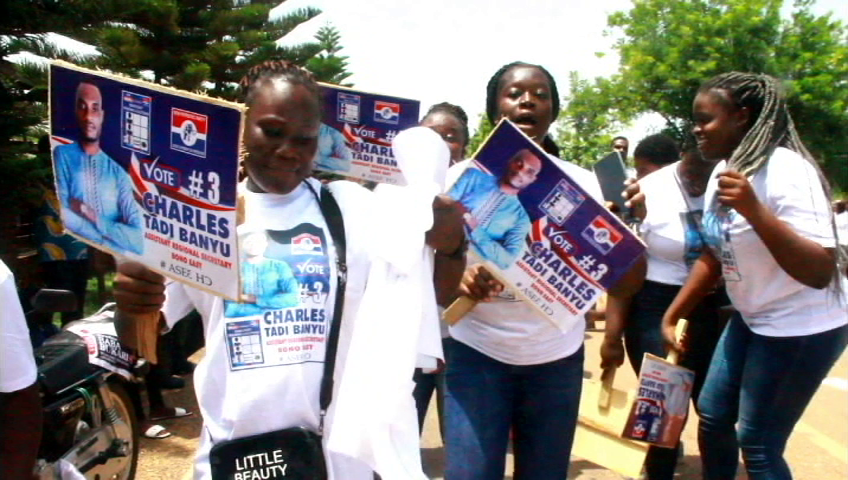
[{"x1": 2, "y1": 57, "x2": 846, "y2": 480}]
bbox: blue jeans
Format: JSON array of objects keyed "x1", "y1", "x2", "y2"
[
  {"x1": 697, "y1": 314, "x2": 848, "y2": 479},
  {"x1": 625, "y1": 281, "x2": 728, "y2": 480},
  {"x1": 443, "y1": 338, "x2": 583, "y2": 480}
]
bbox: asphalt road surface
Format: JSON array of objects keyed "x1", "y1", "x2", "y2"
[{"x1": 139, "y1": 329, "x2": 848, "y2": 479}]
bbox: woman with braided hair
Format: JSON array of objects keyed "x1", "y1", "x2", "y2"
[
  {"x1": 112, "y1": 60, "x2": 466, "y2": 479},
  {"x1": 661, "y1": 72, "x2": 848, "y2": 479}
]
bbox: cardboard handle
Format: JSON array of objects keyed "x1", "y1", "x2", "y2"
[
  {"x1": 666, "y1": 319, "x2": 689, "y2": 365},
  {"x1": 443, "y1": 296, "x2": 478, "y2": 326},
  {"x1": 116, "y1": 310, "x2": 160, "y2": 364},
  {"x1": 598, "y1": 367, "x2": 617, "y2": 409}
]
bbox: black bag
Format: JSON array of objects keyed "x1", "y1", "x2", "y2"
[{"x1": 209, "y1": 183, "x2": 347, "y2": 480}]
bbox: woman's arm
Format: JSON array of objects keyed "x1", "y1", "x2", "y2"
[
  {"x1": 662, "y1": 250, "x2": 722, "y2": 351},
  {"x1": 718, "y1": 170, "x2": 834, "y2": 289}
]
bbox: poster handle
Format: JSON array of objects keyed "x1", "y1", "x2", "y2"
[
  {"x1": 666, "y1": 319, "x2": 689, "y2": 365},
  {"x1": 598, "y1": 367, "x2": 617, "y2": 409},
  {"x1": 443, "y1": 296, "x2": 478, "y2": 326}
]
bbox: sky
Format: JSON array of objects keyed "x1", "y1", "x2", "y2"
[
  {"x1": 272, "y1": 0, "x2": 848, "y2": 144},
  {"x1": 7, "y1": 0, "x2": 846, "y2": 147}
]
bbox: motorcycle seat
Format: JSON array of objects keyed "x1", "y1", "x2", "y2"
[{"x1": 35, "y1": 331, "x2": 98, "y2": 396}]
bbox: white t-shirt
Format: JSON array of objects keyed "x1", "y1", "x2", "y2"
[
  {"x1": 445, "y1": 156, "x2": 604, "y2": 365},
  {"x1": 164, "y1": 179, "x2": 375, "y2": 480},
  {"x1": 702, "y1": 147, "x2": 848, "y2": 336},
  {"x1": 640, "y1": 162, "x2": 706, "y2": 286},
  {"x1": 0, "y1": 259, "x2": 37, "y2": 393}
]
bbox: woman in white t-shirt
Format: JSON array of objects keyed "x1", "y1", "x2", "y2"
[
  {"x1": 112, "y1": 61, "x2": 466, "y2": 479},
  {"x1": 602, "y1": 135, "x2": 728, "y2": 480},
  {"x1": 662, "y1": 72, "x2": 848, "y2": 479},
  {"x1": 442, "y1": 61, "x2": 639, "y2": 480}
]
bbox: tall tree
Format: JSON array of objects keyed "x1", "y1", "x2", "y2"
[
  {"x1": 307, "y1": 23, "x2": 353, "y2": 86},
  {"x1": 88, "y1": 0, "x2": 324, "y2": 99},
  {"x1": 557, "y1": 0, "x2": 848, "y2": 190}
]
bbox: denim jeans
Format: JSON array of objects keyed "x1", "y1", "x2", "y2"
[
  {"x1": 624, "y1": 281, "x2": 728, "y2": 480},
  {"x1": 443, "y1": 338, "x2": 583, "y2": 480},
  {"x1": 697, "y1": 314, "x2": 848, "y2": 479}
]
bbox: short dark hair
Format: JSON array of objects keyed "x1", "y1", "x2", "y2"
[
  {"x1": 423, "y1": 102, "x2": 470, "y2": 148},
  {"x1": 612, "y1": 136, "x2": 628, "y2": 145},
  {"x1": 485, "y1": 62, "x2": 561, "y2": 157},
  {"x1": 633, "y1": 134, "x2": 679, "y2": 167}
]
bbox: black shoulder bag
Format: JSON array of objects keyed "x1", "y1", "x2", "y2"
[{"x1": 209, "y1": 183, "x2": 347, "y2": 480}]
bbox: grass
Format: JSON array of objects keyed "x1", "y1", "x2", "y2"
[{"x1": 83, "y1": 272, "x2": 115, "y2": 317}]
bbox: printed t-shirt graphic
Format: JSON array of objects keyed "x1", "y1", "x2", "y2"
[
  {"x1": 223, "y1": 223, "x2": 332, "y2": 370},
  {"x1": 703, "y1": 204, "x2": 742, "y2": 282},
  {"x1": 680, "y1": 210, "x2": 704, "y2": 269}
]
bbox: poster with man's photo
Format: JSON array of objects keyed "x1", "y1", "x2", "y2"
[
  {"x1": 622, "y1": 354, "x2": 695, "y2": 448},
  {"x1": 315, "y1": 84, "x2": 419, "y2": 185},
  {"x1": 49, "y1": 61, "x2": 244, "y2": 300},
  {"x1": 222, "y1": 226, "x2": 333, "y2": 370},
  {"x1": 446, "y1": 119, "x2": 645, "y2": 330}
]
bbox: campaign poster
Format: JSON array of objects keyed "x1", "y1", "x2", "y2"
[
  {"x1": 622, "y1": 354, "x2": 695, "y2": 448},
  {"x1": 315, "y1": 84, "x2": 419, "y2": 186},
  {"x1": 222, "y1": 227, "x2": 333, "y2": 371},
  {"x1": 446, "y1": 119, "x2": 645, "y2": 330},
  {"x1": 49, "y1": 61, "x2": 243, "y2": 300},
  {"x1": 66, "y1": 317, "x2": 137, "y2": 381}
]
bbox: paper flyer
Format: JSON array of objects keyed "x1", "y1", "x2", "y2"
[
  {"x1": 49, "y1": 61, "x2": 243, "y2": 300},
  {"x1": 66, "y1": 316, "x2": 137, "y2": 381},
  {"x1": 315, "y1": 84, "x2": 419, "y2": 185},
  {"x1": 446, "y1": 119, "x2": 645, "y2": 330},
  {"x1": 622, "y1": 353, "x2": 695, "y2": 448}
]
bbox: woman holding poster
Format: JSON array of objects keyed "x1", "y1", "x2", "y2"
[
  {"x1": 662, "y1": 72, "x2": 848, "y2": 479},
  {"x1": 112, "y1": 61, "x2": 466, "y2": 480},
  {"x1": 442, "y1": 62, "x2": 636, "y2": 480}
]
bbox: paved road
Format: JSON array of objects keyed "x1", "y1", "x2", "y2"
[{"x1": 139, "y1": 330, "x2": 848, "y2": 479}]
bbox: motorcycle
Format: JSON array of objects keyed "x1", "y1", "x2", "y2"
[{"x1": 28, "y1": 289, "x2": 142, "y2": 480}]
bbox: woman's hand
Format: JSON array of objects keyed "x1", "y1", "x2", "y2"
[
  {"x1": 661, "y1": 313, "x2": 683, "y2": 354},
  {"x1": 458, "y1": 264, "x2": 504, "y2": 301},
  {"x1": 622, "y1": 178, "x2": 647, "y2": 222},
  {"x1": 600, "y1": 336, "x2": 625, "y2": 370},
  {"x1": 113, "y1": 261, "x2": 167, "y2": 315},
  {"x1": 716, "y1": 169, "x2": 762, "y2": 220},
  {"x1": 426, "y1": 194, "x2": 466, "y2": 254}
]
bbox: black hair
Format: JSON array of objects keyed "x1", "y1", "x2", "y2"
[
  {"x1": 422, "y1": 102, "x2": 470, "y2": 148},
  {"x1": 699, "y1": 71, "x2": 844, "y2": 293},
  {"x1": 612, "y1": 136, "x2": 628, "y2": 144},
  {"x1": 633, "y1": 134, "x2": 679, "y2": 167},
  {"x1": 239, "y1": 60, "x2": 321, "y2": 108},
  {"x1": 485, "y1": 61, "x2": 561, "y2": 157}
]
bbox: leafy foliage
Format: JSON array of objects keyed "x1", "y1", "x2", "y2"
[{"x1": 557, "y1": 0, "x2": 848, "y2": 189}]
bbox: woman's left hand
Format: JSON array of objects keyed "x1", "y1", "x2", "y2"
[{"x1": 716, "y1": 170, "x2": 762, "y2": 220}]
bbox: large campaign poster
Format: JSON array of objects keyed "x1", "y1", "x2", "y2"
[
  {"x1": 315, "y1": 84, "x2": 419, "y2": 185},
  {"x1": 622, "y1": 354, "x2": 695, "y2": 448},
  {"x1": 447, "y1": 119, "x2": 645, "y2": 330},
  {"x1": 49, "y1": 61, "x2": 243, "y2": 300}
]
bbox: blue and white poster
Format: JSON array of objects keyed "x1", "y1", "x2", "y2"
[
  {"x1": 315, "y1": 84, "x2": 419, "y2": 185},
  {"x1": 49, "y1": 61, "x2": 244, "y2": 300},
  {"x1": 447, "y1": 120, "x2": 645, "y2": 329}
]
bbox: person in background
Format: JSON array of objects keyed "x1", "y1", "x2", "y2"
[
  {"x1": 663, "y1": 72, "x2": 848, "y2": 479},
  {"x1": 442, "y1": 61, "x2": 643, "y2": 480},
  {"x1": 612, "y1": 135, "x2": 630, "y2": 160},
  {"x1": 602, "y1": 134, "x2": 727, "y2": 479},
  {"x1": 0, "y1": 258, "x2": 43, "y2": 479},
  {"x1": 420, "y1": 102, "x2": 470, "y2": 166}
]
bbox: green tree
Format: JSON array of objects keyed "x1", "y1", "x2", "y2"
[
  {"x1": 558, "y1": 0, "x2": 848, "y2": 189},
  {"x1": 88, "y1": 0, "x2": 324, "y2": 99},
  {"x1": 466, "y1": 114, "x2": 494, "y2": 158},
  {"x1": 307, "y1": 24, "x2": 353, "y2": 86}
]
